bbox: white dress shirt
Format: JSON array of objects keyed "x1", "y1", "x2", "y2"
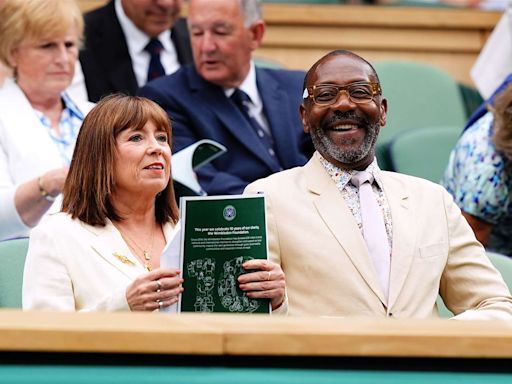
[
  {"x1": 224, "y1": 62, "x2": 271, "y2": 136},
  {"x1": 115, "y1": 0, "x2": 180, "y2": 87}
]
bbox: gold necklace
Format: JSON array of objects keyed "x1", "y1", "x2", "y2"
[{"x1": 115, "y1": 224, "x2": 155, "y2": 272}]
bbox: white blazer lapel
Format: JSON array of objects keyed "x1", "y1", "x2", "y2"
[
  {"x1": 381, "y1": 172, "x2": 415, "y2": 308},
  {"x1": 86, "y1": 220, "x2": 144, "y2": 280},
  {"x1": 305, "y1": 157, "x2": 386, "y2": 303}
]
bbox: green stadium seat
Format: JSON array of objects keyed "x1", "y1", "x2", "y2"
[
  {"x1": 373, "y1": 60, "x2": 466, "y2": 170},
  {"x1": 388, "y1": 125, "x2": 460, "y2": 183},
  {"x1": 0, "y1": 237, "x2": 29, "y2": 308}
]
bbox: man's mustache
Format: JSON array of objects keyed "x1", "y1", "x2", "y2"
[{"x1": 324, "y1": 110, "x2": 370, "y2": 128}]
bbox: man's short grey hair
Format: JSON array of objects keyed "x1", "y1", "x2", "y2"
[{"x1": 240, "y1": 0, "x2": 263, "y2": 27}]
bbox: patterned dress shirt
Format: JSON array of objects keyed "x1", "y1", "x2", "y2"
[
  {"x1": 34, "y1": 92, "x2": 85, "y2": 165},
  {"x1": 318, "y1": 152, "x2": 394, "y2": 250}
]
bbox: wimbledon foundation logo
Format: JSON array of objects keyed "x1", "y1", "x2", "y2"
[{"x1": 223, "y1": 205, "x2": 236, "y2": 221}]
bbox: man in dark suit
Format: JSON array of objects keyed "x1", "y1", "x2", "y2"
[
  {"x1": 138, "y1": 0, "x2": 312, "y2": 195},
  {"x1": 79, "y1": 0, "x2": 193, "y2": 102}
]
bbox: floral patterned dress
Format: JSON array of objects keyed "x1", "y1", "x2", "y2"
[{"x1": 442, "y1": 112, "x2": 512, "y2": 256}]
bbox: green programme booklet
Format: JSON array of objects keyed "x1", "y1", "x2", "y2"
[{"x1": 178, "y1": 194, "x2": 270, "y2": 314}]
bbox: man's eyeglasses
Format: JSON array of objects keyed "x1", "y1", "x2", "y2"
[{"x1": 303, "y1": 81, "x2": 382, "y2": 106}]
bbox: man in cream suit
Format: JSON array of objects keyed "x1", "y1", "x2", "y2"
[{"x1": 245, "y1": 50, "x2": 512, "y2": 319}]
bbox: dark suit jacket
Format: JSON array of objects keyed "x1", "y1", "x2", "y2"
[
  {"x1": 79, "y1": 0, "x2": 193, "y2": 102},
  {"x1": 138, "y1": 64, "x2": 313, "y2": 195}
]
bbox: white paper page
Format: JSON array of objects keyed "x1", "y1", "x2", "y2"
[
  {"x1": 159, "y1": 226, "x2": 181, "y2": 314},
  {"x1": 172, "y1": 139, "x2": 227, "y2": 195},
  {"x1": 471, "y1": 8, "x2": 512, "y2": 99}
]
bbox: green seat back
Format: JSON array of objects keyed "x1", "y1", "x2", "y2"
[
  {"x1": 374, "y1": 60, "x2": 466, "y2": 170},
  {"x1": 487, "y1": 252, "x2": 512, "y2": 291},
  {"x1": 0, "y1": 238, "x2": 29, "y2": 308},
  {"x1": 388, "y1": 125, "x2": 460, "y2": 183},
  {"x1": 254, "y1": 56, "x2": 284, "y2": 69}
]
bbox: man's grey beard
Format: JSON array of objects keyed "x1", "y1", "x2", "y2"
[{"x1": 310, "y1": 122, "x2": 380, "y2": 165}]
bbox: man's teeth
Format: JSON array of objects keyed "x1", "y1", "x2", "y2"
[{"x1": 332, "y1": 124, "x2": 357, "y2": 131}]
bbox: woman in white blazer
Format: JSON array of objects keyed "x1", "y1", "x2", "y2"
[
  {"x1": 0, "y1": 0, "x2": 94, "y2": 240},
  {"x1": 23, "y1": 95, "x2": 286, "y2": 312}
]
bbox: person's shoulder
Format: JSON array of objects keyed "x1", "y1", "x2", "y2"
[
  {"x1": 33, "y1": 212, "x2": 78, "y2": 234},
  {"x1": 245, "y1": 166, "x2": 304, "y2": 193},
  {"x1": 382, "y1": 170, "x2": 447, "y2": 194},
  {"x1": 147, "y1": 64, "x2": 193, "y2": 89},
  {"x1": 465, "y1": 111, "x2": 494, "y2": 138},
  {"x1": 138, "y1": 65, "x2": 194, "y2": 100},
  {"x1": 83, "y1": 1, "x2": 112, "y2": 23},
  {"x1": 258, "y1": 67, "x2": 305, "y2": 81}
]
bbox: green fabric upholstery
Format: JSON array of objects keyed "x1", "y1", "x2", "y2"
[
  {"x1": 254, "y1": 56, "x2": 284, "y2": 69},
  {"x1": 458, "y1": 83, "x2": 484, "y2": 119},
  {"x1": 437, "y1": 251, "x2": 512, "y2": 318},
  {"x1": 487, "y1": 252, "x2": 512, "y2": 291},
  {"x1": 388, "y1": 125, "x2": 460, "y2": 183},
  {"x1": 0, "y1": 237, "x2": 29, "y2": 308},
  {"x1": 374, "y1": 60, "x2": 466, "y2": 170}
]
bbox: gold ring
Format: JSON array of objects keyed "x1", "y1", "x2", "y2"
[
  {"x1": 156, "y1": 280, "x2": 162, "y2": 292},
  {"x1": 267, "y1": 271, "x2": 272, "y2": 281}
]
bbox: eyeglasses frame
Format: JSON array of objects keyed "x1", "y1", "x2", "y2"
[{"x1": 303, "y1": 81, "x2": 382, "y2": 106}]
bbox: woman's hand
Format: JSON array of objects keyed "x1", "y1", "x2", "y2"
[
  {"x1": 237, "y1": 260, "x2": 286, "y2": 310},
  {"x1": 126, "y1": 268, "x2": 183, "y2": 311},
  {"x1": 40, "y1": 166, "x2": 69, "y2": 198}
]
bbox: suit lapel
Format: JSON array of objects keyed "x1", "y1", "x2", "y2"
[
  {"x1": 380, "y1": 172, "x2": 415, "y2": 308},
  {"x1": 188, "y1": 70, "x2": 279, "y2": 170},
  {"x1": 305, "y1": 156, "x2": 386, "y2": 302},
  {"x1": 86, "y1": 220, "x2": 143, "y2": 280},
  {"x1": 257, "y1": 69, "x2": 299, "y2": 168}
]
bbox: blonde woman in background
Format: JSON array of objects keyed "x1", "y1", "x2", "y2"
[{"x1": 0, "y1": 0, "x2": 94, "y2": 241}]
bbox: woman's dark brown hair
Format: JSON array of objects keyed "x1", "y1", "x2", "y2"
[
  {"x1": 62, "y1": 94, "x2": 179, "y2": 226},
  {"x1": 492, "y1": 82, "x2": 512, "y2": 161}
]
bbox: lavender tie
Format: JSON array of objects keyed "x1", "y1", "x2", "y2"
[{"x1": 351, "y1": 171, "x2": 390, "y2": 301}]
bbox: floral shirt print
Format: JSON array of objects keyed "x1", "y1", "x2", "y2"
[
  {"x1": 318, "y1": 152, "x2": 393, "y2": 250},
  {"x1": 442, "y1": 112, "x2": 512, "y2": 256}
]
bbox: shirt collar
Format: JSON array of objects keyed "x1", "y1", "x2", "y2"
[
  {"x1": 317, "y1": 152, "x2": 384, "y2": 190},
  {"x1": 61, "y1": 92, "x2": 84, "y2": 120},
  {"x1": 115, "y1": 0, "x2": 172, "y2": 56},
  {"x1": 224, "y1": 62, "x2": 261, "y2": 105}
]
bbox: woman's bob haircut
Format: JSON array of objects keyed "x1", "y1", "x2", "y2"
[{"x1": 62, "y1": 94, "x2": 179, "y2": 226}]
